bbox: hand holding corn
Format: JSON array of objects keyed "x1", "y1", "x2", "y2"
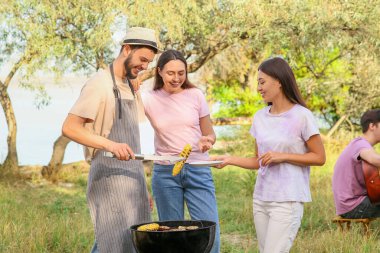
[{"x1": 172, "y1": 144, "x2": 192, "y2": 176}]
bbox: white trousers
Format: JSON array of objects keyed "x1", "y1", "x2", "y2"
[{"x1": 253, "y1": 199, "x2": 304, "y2": 253}]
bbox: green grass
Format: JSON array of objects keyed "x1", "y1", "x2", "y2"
[
  {"x1": 1, "y1": 129, "x2": 380, "y2": 252},
  {"x1": 0, "y1": 181, "x2": 92, "y2": 252}
]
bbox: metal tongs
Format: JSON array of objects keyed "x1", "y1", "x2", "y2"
[{"x1": 104, "y1": 151, "x2": 185, "y2": 164}]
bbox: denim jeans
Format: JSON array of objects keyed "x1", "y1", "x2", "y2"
[
  {"x1": 90, "y1": 241, "x2": 98, "y2": 253},
  {"x1": 341, "y1": 196, "x2": 380, "y2": 219},
  {"x1": 152, "y1": 163, "x2": 220, "y2": 253}
]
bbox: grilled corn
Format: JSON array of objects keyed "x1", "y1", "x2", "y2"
[
  {"x1": 137, "y1": 223, "x2": 160, "y2": 231},
  {"x1": 172, "y1": 144, "x2": 192, "y2": 176}
]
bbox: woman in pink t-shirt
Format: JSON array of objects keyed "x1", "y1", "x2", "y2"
[
  {"x1": 143, "y1": 50, "x2": 220, "y2": 253},
  {"x1": 214, "y1": 57, "x2": 326, "y2": 253}
]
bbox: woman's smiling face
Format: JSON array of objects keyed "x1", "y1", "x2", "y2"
[
  {"x1": 257, "y1": 70, "x2": 282, "y2": 103},
  {"x1": 158, "y1": 59, "x2": 187, "y2": 94}
]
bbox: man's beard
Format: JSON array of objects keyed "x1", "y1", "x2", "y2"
[{"x1": 124, "y1": 53, "x2": 137, "y2": 80}]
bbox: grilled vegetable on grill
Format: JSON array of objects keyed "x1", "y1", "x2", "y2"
[
  {"x1": 137, "y1": 223, "x2": 160, "y2": 231},
  {"x1": 136, "y1": 223, "x2": 200, "y2": 232},
  {"x1": 172, "y1": 144, "x2": 192, "y2": 176}
]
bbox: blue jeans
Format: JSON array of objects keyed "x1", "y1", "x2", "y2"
[
  {"x1": 152, "y1": 163, "x2": 220, "y2": 253},
  {"x1": 90, "y1": 241, "x2": 98, "y2": 253},
  {"x1": 341, "y1": 196, "x2": 380, "y2": 219}
]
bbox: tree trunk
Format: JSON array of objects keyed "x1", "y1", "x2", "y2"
[
  {"x1": 326, "y1": 115, "x2": 347, "y2": 139},
  {"x1": 41, "y1": 135, "x2": 71, "y2": 181},
  {"x1": 0, "y1": 86, "x2": 19, "y2": 176}
]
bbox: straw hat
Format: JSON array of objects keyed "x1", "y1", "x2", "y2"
[{"x1": 120, "y1": 27, "x2": 161, "y2": 52}]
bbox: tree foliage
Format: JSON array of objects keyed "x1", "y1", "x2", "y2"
[
  {"x1": 200, "y1": 0, "x2": 380, "y2": 126},
  {"x1": 124, "y1": 0, "x2": 253, "y2": 79},
  {"x1": 208, "y1": 79, "x2": 264, "y2": 118},
  {"x1": 40, "y1": 0, "x2": 129, "y2": 73}
]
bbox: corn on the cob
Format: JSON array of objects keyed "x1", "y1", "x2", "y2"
[
  {"x1": 172, "y1": 144, "x2": 192, "y2": 176},
  {"x1": 137, "y1": 223, "x2": 160, "y2": 231}
]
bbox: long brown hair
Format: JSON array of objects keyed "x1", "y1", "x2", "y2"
[
  {"x1": 153, "y1": 50, "x2": 196, "y2": 90},
  {"x1": 258, "y1": 57, "x2": 307, "y2": 107}
]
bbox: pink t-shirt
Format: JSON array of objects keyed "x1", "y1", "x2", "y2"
[
  {"x1": 332, "y1": 137, "x2": 371, "y2": 215},
  {"x1": 143, "y1": 88, "x2": 210, "y2": 164}
]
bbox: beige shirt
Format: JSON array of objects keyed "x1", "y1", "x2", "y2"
[{"x1": 69, "y1": 68, "x2": 145, "y2": 162}]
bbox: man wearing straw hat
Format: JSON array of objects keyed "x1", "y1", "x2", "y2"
[{"x1": 62, "y1": 27, "x2": 160, "y2": 253}]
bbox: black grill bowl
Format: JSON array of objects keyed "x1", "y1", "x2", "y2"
[{"x1": 130, "y1": 220, "x2": 216, "y2": 253}]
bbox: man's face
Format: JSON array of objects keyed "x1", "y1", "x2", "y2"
[
  {"x1": 123, "y1": 47, "x2": 155, "y2": 79},
  {"x1": 373, "y1": 122, "x2": 380, "y2": 143}
]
